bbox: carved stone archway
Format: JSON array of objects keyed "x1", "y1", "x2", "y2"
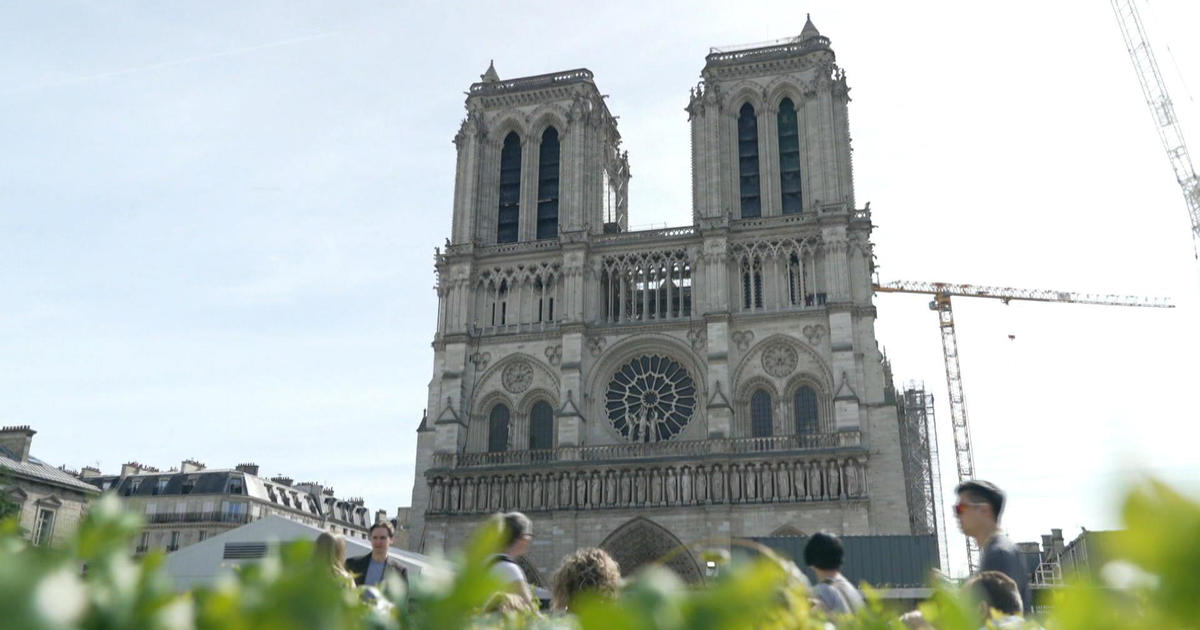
[{"x1": 598, "y1": 517, "x2": 703, "y2": 583}]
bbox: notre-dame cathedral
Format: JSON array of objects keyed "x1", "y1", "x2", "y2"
[{"x1": 409, "y1": 18, "x2": 914, "y2": 585}]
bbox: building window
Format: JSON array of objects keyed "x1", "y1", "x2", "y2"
[
  {"x1": 32, "y1": 508, "x2": 55, "y2": 546},
  {"x1": 741, "y1": 258, "x2": 763, "y2": 310},
  {"x1": 536, "y1": 127, "x2": 560, "y2": 240},
  {"x1": 737, "y1": 102, "x2": 761, "y2": 218},
  {"x1": 181, "y1": 476, "x2": 196, "y2": 495},
  {"x1": 794, "y1": 386, "x2": 819, "y2": 434},
  {"x1": 777, "y1": 98, "x2": 803, "y2": 214},
  {"x1": 497, "y1": 132, "x2": 521, "y2": 243},
  {"x1": 168, "y1": 531, "x2": 180, "y2": 552},
  {"x1": 750, "y1": 389, "x2": 774, "y2": 437},
  {"x1": 154, "y1": 477, "x2": 168, "y2": 495},
  {"x1": 198, "y1": 531, "x2": 208, "y2": 542},
  {"x1": 137, "y1": 531, "x2": 149, "y2": 552},
  {"x1": 488, "y1": 403, "x2": 510, "y2": 453},
  {"x1": 529, "y1": 401, "x2": 554, "y2": 450}
]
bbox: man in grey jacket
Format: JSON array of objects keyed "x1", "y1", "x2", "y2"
[
  {"x1": 804, "y1": 531, "x2": 865, "y2": 616},
  {"x1": 954, "y1": 480, "x2": 1031, "y2": 613}
]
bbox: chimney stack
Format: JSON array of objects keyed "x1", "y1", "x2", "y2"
[
  {"x1": 0, "y1": 425, "x2": 35, "y2": 463},
  {"x1": 235, "y1": 463, "x2": 259, "y2": 476},
  {"x1": 270, "y1": 475, "x2": 294, "y2": 487},
  {"x1": 80, "y1": 466, "x2": 102, "y2": 479},
  {"x1": 180, "y1": 459, "x2": 206, "y2": 473}
]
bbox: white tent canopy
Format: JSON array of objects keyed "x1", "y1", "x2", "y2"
[{"x1": 161, "y1": 515, "x2": 442, "y2": 591}]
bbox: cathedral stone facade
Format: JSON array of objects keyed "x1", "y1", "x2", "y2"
[{"x1": 409, "y1": 19, "x2": 911, "y2": 585}]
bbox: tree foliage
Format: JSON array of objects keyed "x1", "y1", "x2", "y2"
[{"x1": 1, "y1": 479, "x2": 1197, "y2": 630}]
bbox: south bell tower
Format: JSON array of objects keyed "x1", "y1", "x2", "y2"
[{"x1": 411, "y1": 21, "x2": 914, "y2": 586}]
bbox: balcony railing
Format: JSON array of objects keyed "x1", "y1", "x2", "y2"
[
  {"x1": 144, "y1": 511, "x2": 252, "y2": 525},
  {"x1": 433, "y1": 431, "x2": 860, "y2": 469}
]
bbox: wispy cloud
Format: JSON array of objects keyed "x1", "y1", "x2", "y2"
[{"x1": 3, "y1": 31, "x2": 339, "y2": 96}]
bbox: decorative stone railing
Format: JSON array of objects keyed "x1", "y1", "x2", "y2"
[
  {"x1": 705, "y1": 36, "x2": 832, "y2": 67},
  {"x1": 474, "y1": 239, "x2": 561, "y2": 257},
  {"x1": 470, "y1": 69, "x2": 594, "y2": 96},
  {"x1": 432, "y1": 432, "x2": 860, "y2": 469},
  {"x1": 425, "y1": 454, "x2": 867, "y2": 515},
  {"x1": 592, "y1": 225, "x2": 697, "y2": 244}
]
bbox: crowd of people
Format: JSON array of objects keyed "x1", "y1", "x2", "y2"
[{"x1": 308, "y1": 478, "x2": 1038, "y2": 627}]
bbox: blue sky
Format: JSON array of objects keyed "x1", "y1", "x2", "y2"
[{"x1": 3, "y1": 1, "x2": 1199, "y2": 575}]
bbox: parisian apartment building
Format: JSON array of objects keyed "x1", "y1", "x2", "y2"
[
  {"x1": 81, "y1": 460, "x2": 375, "y2": 554},
  {"x1": 0, "y1": 425, "x2": 100, "y2": 547}
]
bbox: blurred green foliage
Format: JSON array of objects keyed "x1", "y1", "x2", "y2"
[{"x1": 1, "y1": 479, "x2": 1197, "y2": 630}]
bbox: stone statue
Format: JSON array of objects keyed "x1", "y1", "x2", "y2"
[
  {"x1": 432, "y1": 478, "x2": 445, "y2": 511},
  {"x1": 826, "y1": 460, "x2": 841, "y2": 498},
  {"x1": 729, "y1": 465, "x2": 742, "y2": 503},
  {"x1": 776, "y1": 463, "x2": 791, "y2": 501},
  {"x1": 665, "y1": 468, "x2": 678, "y2": 505},
  {"x1": 635, "y1": 469, "x2": 647, "y2": 505},
  {"x1": 590, "y1": 472, "x2": 602, "y2": 507},
  {"x1": 504, "y1": 475, "x2": 517, "y2": 508},
  {"x1": 744, "y1": 464, "x2": 757, "y2": 502},
  {"x1": 650, "y1": 469, "x2": 662, "y2": 505},
  {"x1": 532, "y1": 474, "x2": 543, "y2": 509},
  {"x1": 711, "y1": 465, "x2": 724, "y2": 502},
  {"x1": 679, "y1": 467, "x2": 692, "y2": 504},
  {"x1": 448, "y1": 479, "x2": 460, "y2": 512},
  {"x1": 519, "y1": 475, "x2": 531, "y2": 508},
  {"x1": 560, "y1": 472, "x2": 573, "y2": 508},
  {"x1": 761, "y1": 464, "x2": 774, "y2": 502},
  {"x1": 620, "y1": 470, "x2": 632, "y2": 506},
  {"x1": 575, "y1": 473, "x2": 588, "y2": 506},
  {"x1": 694, "y1": 466, "x2": 708, "y2": 502},
  {"x1": 792, "y1": 462, "x2": 806, "y2": 500},
  {"x1": 807, "y1": 462, "x2": 821, "y2": 500},
  {"x1": 605, "y1": 470, "x2": 617, "y2": 506},
  {"x1": 545, "y1": 474, "x2": 557, "y2": 510},
  {"x1": 843, "y1": 460, "x2": 860, "y2": 498}
]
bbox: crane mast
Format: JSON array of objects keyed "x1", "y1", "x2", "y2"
[
  {"x1": 875, "y1": 280, "x2": 1173, "y2": 573},
  {"x1": 1111, "y1": 0, "x2": 1200, "y2": 252}
]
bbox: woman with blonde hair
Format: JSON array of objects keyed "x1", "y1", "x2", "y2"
[
  {"x1": 314, "y1": 532, "x2": 355, "y2": 588},
  {"x1": 551, "y1": 547, "x2": 622, "y2": 611}
]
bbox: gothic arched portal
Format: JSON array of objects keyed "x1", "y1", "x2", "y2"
[{"x1": 598, "y1": 517, "x2": 703, "y2": 583}]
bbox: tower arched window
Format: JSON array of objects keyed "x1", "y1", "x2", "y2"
[
  {"x1": 488, "y1": 403, "x2": 510, "y2": 452},
  {"x1": 751, "y1": 389, "x2": 773, "y2": 437},
  {"x1": 737, "y1": 103, "x2": 761, "y2": 218},
  {"x1": 777, "y1": 98, "x2": 803, "y2": 214},
  {"x1": 529, "y1": 401, "x2": 554, "y2": 450},
  {"x1": 497, "y1": 132, "x2": 521, "y2": 244},
  {"x1": 536, "y1": 127, "x2": 560, "y2": 240},
  {"x1": 794, "y1": 386, "x2": 819, "y2": 434}
]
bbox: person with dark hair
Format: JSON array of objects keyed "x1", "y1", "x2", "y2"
[
  {"x1": 345, "y1": 522, "x2": 409, "y2": 587},
  {"x1": 551, "y1": 547, "x2": 621, "y2": 611},
  {"x1": 489, "y1": 512, "x2": 534, "y2": 605},
  {"x1": 964, "y1": 571, "x2": 1027, "y2": 629},
  {"x1": 954, "y1": 480, "x2": 1030, "y2": 612},
  {"x1": 803, "y1": 531, "x2": 864, "y2": 615}
]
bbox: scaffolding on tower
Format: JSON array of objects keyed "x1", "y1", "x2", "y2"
[{"x1": 897, "y1": 380, "x2": 950, "y2": 573}]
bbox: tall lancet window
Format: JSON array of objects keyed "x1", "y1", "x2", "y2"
[
  {"x1": 777, "y1": 98, "x2": 803, "y2": 214},
  {"x1": 497, "y1": 132, "x2": 521, "y2": 243},
  {"x1": 751, "y1": 389, "x2": 773, "y2": 437},
  {"x1": 488, "y1": 403, "x2": 510, "y2": 452},
  {"x1": 794, "y1": 386, "x2": 819, "y2": 434},
  {"x1": 737, "y1": 103, "x2": 761, "y2": 218},
  {"x1": 529, "y1": 401, "x2": 554, "y2": 450},
  {"x1": 536, "y1": 127, "x2": 560, "y2": 240}
]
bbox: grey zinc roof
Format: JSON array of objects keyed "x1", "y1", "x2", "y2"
[
  {"x1": 750, "y1": 534, "x2": 939, "y2": 588},
  {"x1": 0, "y1": 444, "x2": 100, "y2": 494}
]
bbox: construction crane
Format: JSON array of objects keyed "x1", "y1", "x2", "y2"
[
  {"x1": 1111, "y1": 0, "x2": 1200, "y2": 253},
  {"x1": 874, "y1": 279, "x2": 1174, "y2": 571}
]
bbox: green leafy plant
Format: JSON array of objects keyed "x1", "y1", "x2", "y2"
[{"x1": 1, "y1": 479, "x2": 1197, "y2": 630}]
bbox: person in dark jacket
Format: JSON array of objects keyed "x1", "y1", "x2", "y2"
[
  {"x1": 345, "y1": 522, "x2": 408, "y2": 588},
  {"x1": 954, "y1": 480, "x2": 1031, "y2": 613}
]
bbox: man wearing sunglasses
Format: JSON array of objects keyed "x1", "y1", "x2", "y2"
[{"x1": 954, "y1": 480, "x2": 1031, "y2": 613}]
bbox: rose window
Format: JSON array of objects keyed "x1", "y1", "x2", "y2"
[{"x1": 605, "y1": 355, "x2": 696, "y2": 442}]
